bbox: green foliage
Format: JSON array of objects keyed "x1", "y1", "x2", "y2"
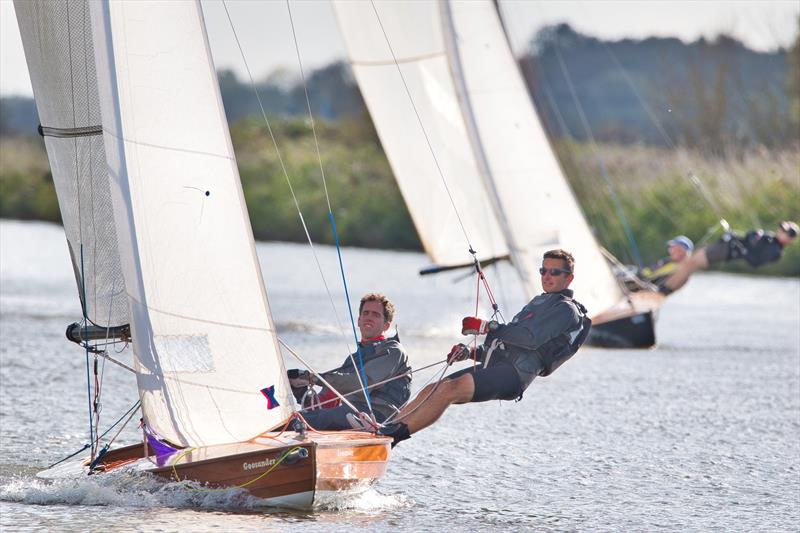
[
  {"x1": 0, "y1": 137, "x2": 59, "y2": 222},
  {"x1": 231, "y1": 115, "x2": 419, "y2": 250},
  {"x1": 557, "y1": 141, "x2": 800, "y2": 276},
  {"x1": 1, "y1": 123, "x2": 798, "y2": 276}
]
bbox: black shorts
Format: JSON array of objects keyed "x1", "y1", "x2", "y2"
[
  {"x1": 447, "y1": 363, "x2": 524, "y2": 403},
  {"x1": 705, "y1": 239, "x2": 731, "y2": 264}
]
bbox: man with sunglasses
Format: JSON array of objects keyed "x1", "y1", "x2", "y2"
[
  {"x1": 380, "y1": 249, "x2": 591, "y2": 447},
  {"x1": 663, "y1": 220, "x2": 798, "y2": 293}
]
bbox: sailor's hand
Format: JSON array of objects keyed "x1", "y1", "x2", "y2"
[
  {"x1": 447, "y1": 343, "x2": 472, "y2": 365},
  {"x1": 461, "y1": 317, "x2": 498, "y2": 336}
]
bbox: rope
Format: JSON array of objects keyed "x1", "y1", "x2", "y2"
[
  {"x1": 367, "y1": 1, "x2": 505, "y2": 321},
  {"x1": 170, "y1": 446, "x2": 305, "y2": 492},
  {"x1": 368, "y1": 1, "x2": 475, "y2": 253},
  {"x1": 284, "y1": 0, "x2": 374, "y2": 414},
  {"x1": 47, "y1": 400, "x2": 141, "y2": 469},
  {"x1": 383, "y1": 363, "x2": 451, "y2": 427},
  {"x1": 221, "y1": 0, "x2": 353, "y2": 354}
]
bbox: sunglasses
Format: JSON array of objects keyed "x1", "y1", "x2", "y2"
[
  {"x1": 539, "y1": 267, "x2": 571, "y2": 276},
  {"x1": 781, "y1": 224, "x2": 797, "y2": 238}
]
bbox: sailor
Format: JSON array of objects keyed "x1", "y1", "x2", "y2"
[
  {"x1": 663, "y1": 220, "x2": 798, "y2": 292},
  {"x1": 287, "y1": 293, "x2": 411, "y2": 431},
  {"x1": 381, "y1": 249, "x2": 591, "y2": 447},
  {"x1": 640, "y1": 235, "x2": 694, "y2": 294},
  {"x1": 702, "y1": 221, "x2": 798, "y2": 268}
]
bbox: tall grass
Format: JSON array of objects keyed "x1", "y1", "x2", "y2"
[
  {"x1": 558, "y1": 142, "x2": 800, "y2": 276},
  {"x1": 1, "y1": 128, "x2": 798, "y2": 276}
]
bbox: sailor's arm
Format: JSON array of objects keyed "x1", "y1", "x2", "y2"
[{"x1": 492, "y1": 302, "x2": 580, "y2": 350}]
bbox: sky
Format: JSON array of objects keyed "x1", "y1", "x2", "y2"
[{"x1": 1, "y1": 0, "x2": 799, "y2": 97}]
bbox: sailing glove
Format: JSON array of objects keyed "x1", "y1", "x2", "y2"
[
  {"x1": 461, "y1": 317, "x2": 499, "y2": 336},
  {"x1": 447, "y1": 343, "x2": 472, "y2": 364}
]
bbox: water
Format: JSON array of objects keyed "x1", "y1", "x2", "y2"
[{"x1": 1, "y1": 219, "x2": 798, "y2": 532}]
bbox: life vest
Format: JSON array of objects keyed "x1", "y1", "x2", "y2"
[{"x1": 483, "y1": 290, "x2": 592, "y2": 391}]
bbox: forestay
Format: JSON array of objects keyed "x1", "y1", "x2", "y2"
[
  {"x1": 334, "y1": 0, "x2": 622, "y2": 316},
  {"x1": 75, "y1": 0, "x2": 289, "y2": 447},
  {"x1": 15, "y1": 0, "x2": 128, "y2": 328}
]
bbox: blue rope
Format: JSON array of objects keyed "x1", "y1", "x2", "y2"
[
  {"x1": 79, "y1": 244, "x2": 95, "y2": 457},
  {"x1": 328, "y1": 212, "x2": 373, "y2": 413}
]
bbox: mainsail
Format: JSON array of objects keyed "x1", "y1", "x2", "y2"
[
  {"x1": 331, "y1": 0, "x2": 508, "y2": 268},
  {"x1": 18, "y1": 0, "x2": 294, "y2": 447},
  {"x1": 333, "y1": 0, "x2": 623, "y2": 316}
]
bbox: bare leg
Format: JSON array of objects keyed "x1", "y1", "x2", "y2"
[
  {"x1": 663, "y1": 248, "x2": 709, "y2": 292},
  {"x1": 395, "y1": 382, "x2": 439, "y2": 419},
  {"x1": 399, "y1": 374, "x2": 475, "y2": 434}
]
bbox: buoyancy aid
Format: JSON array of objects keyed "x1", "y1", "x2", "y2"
[
  {"x1": 480, "y1": 289, "x2": 592, "y2": 390},
  {"x1": 321, "y1": 333, "x2": 411, "y2": 417}
]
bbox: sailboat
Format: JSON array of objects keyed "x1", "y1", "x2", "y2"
[
  {"x1": 16, "y1": 0, "x2": 390, "y2": 507},
  {"x1": 331, "y1": 0, "x2": 663, "y2": 348}
]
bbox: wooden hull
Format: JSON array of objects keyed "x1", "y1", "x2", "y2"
[
  {"x1": 587, "y1": 291, "x2": 665, "y2": 349},
  {"x1": 87, "y1": 430, "x2": 391, "y2": 508}
]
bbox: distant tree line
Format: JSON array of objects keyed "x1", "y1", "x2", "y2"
[
  {"x1": 519, "y1": 23, "x2": 800, "y2": 156},
  {"x1": 4, "y1": 23, "x2": 797, "y2": 150},
  {"x1": 1, "y1": 24, "x2": 797, "y2": 274}
]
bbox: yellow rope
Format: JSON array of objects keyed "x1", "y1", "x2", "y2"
[{"x1": 169, "y1": 446, "x2": 305, "y2": 492}]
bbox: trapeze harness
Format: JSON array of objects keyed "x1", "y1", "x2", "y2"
[
  {"x1": 478, "y1": 289, "x2": 592, "y2": 398},
  {"x1": 709, "y1": 230, "x2": 786, "y2": 268}
]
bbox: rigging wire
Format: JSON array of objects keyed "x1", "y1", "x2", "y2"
[
  {"x1": 65, "y1": 1, "x2": 95, "y2": 460},
  {"x1": 220, "y1": 1, "x2": 354, "y2": 359},
  {"x1": 367, "y1": 0, "x2": 475, "y2": 258},
  {"x1": 47, "y1": 400, "x2": 141, "y2": 469},
  {"x1": 494, "y1": 3, "x2": 636, "y2": 266},
  {"x1": 367, "y1": 0, "x2": 506, "y2": 321},
  {"x1": 552, "y1": 43, "x2": 644, "y2": 269},
  {"x1": 600, "y1": 42, "x2": 737, "y2": 244},
  {"x1": 285, "y1": 0, "x2": 374, "y2": 414}
]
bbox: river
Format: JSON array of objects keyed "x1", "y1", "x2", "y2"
[{"x1": 1, "y1": 219, "x2": 798, "y2": 532}]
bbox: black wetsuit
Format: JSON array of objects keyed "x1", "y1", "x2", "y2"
[
  {"x1": 298, "y1": 336, "x2": 411, "y2": 430},
  {"x1": 705, "y1": 230, "x2": 785, "y2": 267},
  {"x1": 449, "y1": 289, "x2": 591, "y2": 402}
]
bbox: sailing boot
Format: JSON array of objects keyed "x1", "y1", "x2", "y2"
[
  {"x1": 378, "y1": 422, "x2": 411, "y2": 448},
  {"x1": 346, "y1": 412, "x2": 380, "y2": 431}
]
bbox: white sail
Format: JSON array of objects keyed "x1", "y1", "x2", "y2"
[
  {"x1": 442, "y1": 1, "x2": 623, "y2": 313},
  {"x1": 17, "y1": 0, "x2": 294, "y2": 446},
  {"x1": 15, "y1": 0, "x2": 129, "y2": 328},
  {"x1": 331, "y1": 0, "x2": 508, "y2": 268},
  {"x1": 334, "y1": 0, "x2": 622, "y2": 315}
]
